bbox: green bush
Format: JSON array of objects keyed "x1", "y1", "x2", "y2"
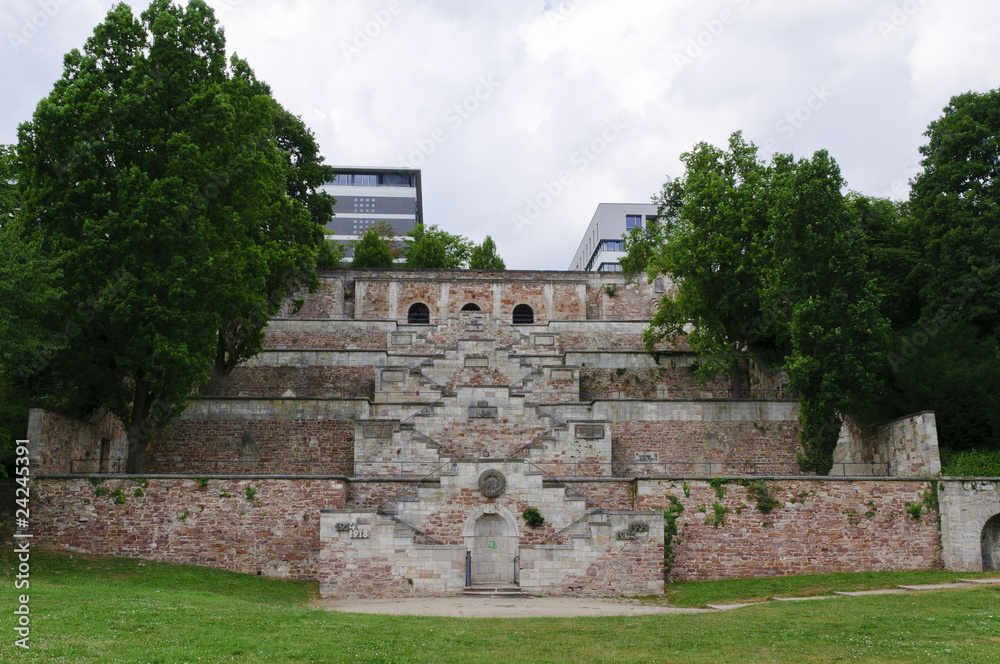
[
  {"x1": 522, "y1": 507, "x2": 544, "y2": 528},
  {"x1": 940, "y1": 449, "x2": 1000, "y2": 477}
]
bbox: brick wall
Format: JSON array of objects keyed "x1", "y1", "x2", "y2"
[
  {"x1": 637, "y1": 478, "x2": 942, "y2": 581},
  {"x1": 264, "y1": 321, "x2": 389, "y2": 350},
  {"x1": 611, "y1": 420, "x2": 802, "y2": 473},
  {"x1": 201, "y1": 365, "x2": 375, "y2": 399},
  {"x1": 32, "y1": 478, "x2": 346, "y2": 579},
  {"x1": 280, "y1": 276, "x2": 345, "y2": 319},
  {"x1": 597, "y1": 280, "x2": 659, "y2": 320},
  {"x1": 834, "y1": 412, "x2": 942, "y2": 477},
  {"x1": 27, "y1": 409, "x2": 128, "y2": 475},
  {"x1": 148, "y1": 419, "x2": 354, "y2": 475},
  {"x1": 580, "y1": 367, "x2": 731, "y2": 400}
]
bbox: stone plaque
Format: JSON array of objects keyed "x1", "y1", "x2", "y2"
[
  {"x1": 381, "y1": 370, "x2": 404, "y2": 383},
  {"x1": 550, "y1": 369, "x2": 574, "y2": 382},
  {"x1": 575, "y1": 424, "x2": 605, "y2": 439},
  {"x1": 654, "y1": 277, "x2": 664, "y2": 294},
  {"x1": 468, "y1": 402, "x2": 498, "y2": 418},
  {"x1": 465, "y1": 356, "x2": 489, "y2": 368},
  {"x1": 363, "y1": 423, "x2": 394, "y2": 439},
  {"x1": 534, "y1": 334, "x2": 555, "y2": 346},
  {"x1": 478, "y1": 469, "x2": 506, "y2": 498},
  {"x1": 390, "y1": 333, "x2": 413, "y2": 346},
  {"x1": 635, "y1": 452, "x2": 659, "y2": 463}
]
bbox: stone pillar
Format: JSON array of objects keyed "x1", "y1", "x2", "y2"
[{"x1": 388, "y1": 281, "x2": 398, "y2": 321}]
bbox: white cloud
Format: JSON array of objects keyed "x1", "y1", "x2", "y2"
[{"x1": 4, "y1": 0, "x2": 1000, "y2": 269}]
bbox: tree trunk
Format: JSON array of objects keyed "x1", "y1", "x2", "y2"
[
  {"x1": 214, "y1": 333, "x2": 228, "y2": 382},
  {"x1": 125, "y1": 382, "x2": 150, "y2": 474},
  {"x1": 730, "y1": 355, "x2": 747, "y2": 398},
  {"x1": 126, "y1": 434, "x2": 147, "y2": 475}
]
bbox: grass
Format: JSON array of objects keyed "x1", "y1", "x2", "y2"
[
  {"x1": 2, "y1": 549, "x2": 999, "y2": 663},
  {"x1": 940, "y1": 448, "x2": 1000, "y2": 477},
  {"x1": 661, "y1": 569, "x2": 1000, "y2": 607}
]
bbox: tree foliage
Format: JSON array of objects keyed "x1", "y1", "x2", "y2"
[
  {"x1": 351, "y1": 228, "x2": 396, "y2": 268},
  {"x1": 643, "y1": 133, "x2": 773, "y2": 397},
  {"x1": 12, "y1": 0, "x2": 331, "y2": 472},
  {"x1": 403, "y1": 223, "x2": 473, "y2": 269},
  {"x1": 632, "y1": 133, "x2": 888, "y2": 471},
  {"x1": 767, "y1": 151, "x2": 888, "y2": 472},
  {"x1": 909, "y1": 89, "x2": 1000, "y2": 338},
  {"x1": 470, "y1": 235, "x2": 506, "y2": 270}
]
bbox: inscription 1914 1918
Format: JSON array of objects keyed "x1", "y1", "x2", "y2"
[
  {"x1": 335, "y1": 521, "x2": 370, "y2": 539},
  {"x1": 616, "y1": 521, "x2": 650, "y2": 540}
]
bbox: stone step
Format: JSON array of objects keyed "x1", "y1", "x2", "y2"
[
  {"x1": 960, "y1": 578, "x2": 1000, "y2": 584},
  {"x1": 462, "y1": 585, "x2": 532, "y2": 598}
]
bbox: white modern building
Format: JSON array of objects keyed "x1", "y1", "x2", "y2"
[
  {"x1": 322, "y1": 167, "x2": 423, "y2": 257},
  {"x1": 568, "y1": 202, "x2": 658, "y2": 272}
]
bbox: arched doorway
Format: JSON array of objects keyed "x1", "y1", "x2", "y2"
[
  {"x1": 983, "y1": 513, "x2": 1000, "y2": 572},
  {"x1": 471, "y1": 513, "x2": 515, "y2": 584},
  {"x1": 407, "y1": 302, "x2": 430, "y2": 324}
]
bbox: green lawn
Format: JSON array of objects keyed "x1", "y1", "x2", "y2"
[{"x1": 3, "y1": 549, "x2": 998, "y2": 663}]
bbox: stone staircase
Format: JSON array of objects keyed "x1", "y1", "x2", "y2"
[{"x1": 462, "y1": 585, "x2": 532, "y2": 598}]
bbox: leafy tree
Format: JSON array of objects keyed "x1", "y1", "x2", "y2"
[
  {"x1": 642, "y1": 132, "x2": 772, "y2": 397},
  {"x1": 631, "y1": 134, "x2": 888, "y2": 471},
  {"x1": 620, "y1": 216, "x2": 666, "y2": 282},
  {"x1": 403, "y1": 223, "x2": 472, "y2": 269},
  {"x1": 880, "y1": 322, "x2": 1000, "y2": 452},
  {"x1": 14, "y1": 0, "x2": 330, "y2": 472},
  {"x1": 351, "y1": 228, "x2": 396, "y2": 268},
  {"x1": 846, "y1": 193, "x2": 921, "y2": 330},
  {"x1": 316, "y1": 237, "x2": 346, "y2": 268},
  {"x1": 404, "y1": 223, "x2": 448, "y2": 268},
  {"x1": 767, "y1": 151, "x2": 888, "y2": 473},
  {"x1": 206, "y1": 61, "x2": 332, "y2": 380},
  {"x1": 469, "y1": 235, "x2": 506, "y2": 270},
  {"x1": 909, "y1": 88, "x2": 1000, "y2": 338},
  {"x1": 0, "y1": 145, "x2": 17, "y2": 223},
  {"x1": 0, "y1": 222, "x2": 66, "y2": 478}
]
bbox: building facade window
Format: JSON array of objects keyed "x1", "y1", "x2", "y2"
[
  {"x1": 625, "y1": 214, "x2": 642, "y2": 231},
  {"x1": 461, "y1": 303, "x2": 481, "y2": 312},
  {"x1": 407, "y1": 302, "x2": 430, "y2": 324},
  {"x1": 512, "y1": 304, "x2": 534, "y2": 325}
]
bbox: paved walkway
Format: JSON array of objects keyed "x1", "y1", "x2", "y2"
[
  {"x1": 317, "y1": 596, "x2": 710, "y2": 618},
  {"x1": 317, "y1": 578, "x2": 1000, "y2": 618}
]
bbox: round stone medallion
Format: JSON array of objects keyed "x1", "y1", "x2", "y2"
[{"x1": 478, "y1": 469, "x2": 506, "y2": 498}]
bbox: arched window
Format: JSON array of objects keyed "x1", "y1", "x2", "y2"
[
  {"x1": 983, "y1": 513, "x2": 1000, "y2": 572},
  {"x1": 461, "y1": 303, "x2": 481, "y2": 312},
  {"x1": 512, "y1": 304, "x2": 534, "y2": 325},
  {"x1": 407, "y1": 302, "x2": 430, "y2": 324}
]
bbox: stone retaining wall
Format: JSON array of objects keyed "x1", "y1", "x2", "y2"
[
  {"x1": 636, "y1": 478, "x2": 942, "y2": 581},
  {"x1": 32, "y1": 478, "x2": 346, "y2": 579},
  {"x1": 148, "y1": 418, "x2": 354, "y2": 475}
]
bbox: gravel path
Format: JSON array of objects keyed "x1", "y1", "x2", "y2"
[
  {"x1": 316, "y1": 596, "x2": 710, "y2": 618},
  {"x1": 315, "y1": 578, "x2": 1000, "y2": 618}
]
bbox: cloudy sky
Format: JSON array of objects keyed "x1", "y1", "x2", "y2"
[{"x1": 3, "y1": 0, "x2": 999, "y2": 269}]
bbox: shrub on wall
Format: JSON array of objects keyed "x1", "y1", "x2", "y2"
[{"x1": 523, "y1": 507, "x2": 544, "y2": 528}]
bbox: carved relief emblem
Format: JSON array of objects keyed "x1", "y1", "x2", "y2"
[{"x1": 478, "y1": 469, "x2": 506, "y2": 498}]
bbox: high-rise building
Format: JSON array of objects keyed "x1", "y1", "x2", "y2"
[
  {"x1": 568, "y1": 202, "x2": 658, "y2": 272},
  {"x1": 322, "y1": 167, "x2": 423, "y2": 257}
]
